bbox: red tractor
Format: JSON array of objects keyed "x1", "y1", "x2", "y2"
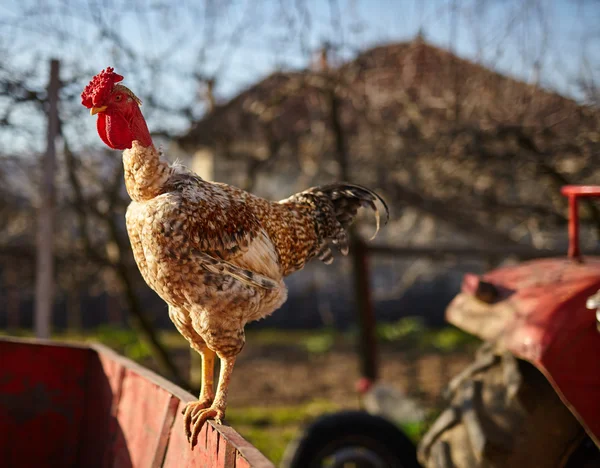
[
  {"x1": 418, "y1": 186, "x2": 600, "y2": 467},
  {"x1": 283, "y1": 186, "x2": 600, "y2": 468}
]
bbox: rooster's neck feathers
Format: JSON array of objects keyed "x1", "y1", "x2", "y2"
[{"x1": 122, "y1": 142, "x2": 171, "y2": 202}]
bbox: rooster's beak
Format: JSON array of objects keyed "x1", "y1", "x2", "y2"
[{"x1": 90, "y1": 106, "x2": 107, "y2": 116}]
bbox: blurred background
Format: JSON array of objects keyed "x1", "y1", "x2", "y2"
[{"x1": 2, "y1": 0, "x2": 600, "y2": 463}]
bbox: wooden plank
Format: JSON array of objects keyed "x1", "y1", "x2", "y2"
[
  {"x1": 0, "y1": 339, "x2": 88, "y2": 467},
  {"x1": 97, "y1": 350, "x2": 126, "y2": 413},
  {"x1": 236, "y1": 453, "x2": 252, "y2": 468},
  {"x1": 162, "y1": 399, "x2": 219, "y2": 468},
  {"x1": 152, "y1": 395, "x2": 180, "y2": 468},
  {"x1": 91, "y1": 343, "x2": 195, "y2": 403},
  {"x1": 216, "y1": 424, "x2": 276, "y2": 468},
  {"x1": 115, "y1": 367, "x2": 176, "y2": 467},
  {"x1": 162, "y1": 401, "x2": 276, "y2": 468},
  {"x1": 91, "y1": 343, "x2": 275, "y2": 467},
  {"x1": 0, "y1": 338, "x2": 275, "y2": 468},
  {"x1": 78, "y1": 351, "x2": 117, "y2": 467}
]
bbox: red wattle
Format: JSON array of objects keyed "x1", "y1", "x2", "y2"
[
  {"x1": 106, "y1": 113, "x2": 136, "y2": 150},
  {"x1": 129, "y1": 106, "x2": 153, "y2": 148},
  {"x1": 96, "y1": 114, "x2": 114, "y2": 149}
]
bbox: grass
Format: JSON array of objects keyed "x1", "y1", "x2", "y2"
[
  {"x1": 376, "y1": 318, "x2": 480, "y2": 352},
  {"x1": 226, "y1": 399, "x2": 342, "y2": 463},
  {"x1": 245, "y1": 318, "x2": 479, "y2": 357}
]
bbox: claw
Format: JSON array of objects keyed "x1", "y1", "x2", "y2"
[
  {"x1": 182, "y1": 401, "x2": 224, "y2": 449},
  {"x1": 190, "y1": 408, "x2": 220, "y2": 449},
  {"x1": 182, "y1": 398, "x2": 214, "y2": 443}
]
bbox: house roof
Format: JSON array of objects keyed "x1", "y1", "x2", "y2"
[
  {"x1": 178, "y1": 39, "x2": 589, "y2": 152},
  {"x1": 176, "y1": 39, "x2": 600, "y2": 245}
]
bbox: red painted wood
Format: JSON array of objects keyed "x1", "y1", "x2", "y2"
[
  {"x1": 0, "y1": 338, "x2": 275, "y2": 467},
  {"x1": 0, "y1": 340, "x2": 89, "y2": 467},
  {"x1": 115, "y1": 368, "x2": 175, "y2": 467},
  {"x1": 161, "y1": 399, "x2": 274, "y2": 468},
  {"x1": 217, "y1": 425, "x2": 276, "y2": 468},
  {"x1": 97, "y1": 350, "x2": 126, "y2": 411},
  {"x1": 236, "y1": 454, "x2": 252, "y2": 468},
  {"x1": 78, "y1": 351, "x2": 118, "y2": 467},
  {"x1": 163, "y1": 400, "x2": 213, "y2": 468},
  {"x1": 208, "y1": 425, "x2": 221, "y2": 467},
  {"x1": 152, "y1": 395, "x2": 180, "y2": 467}
]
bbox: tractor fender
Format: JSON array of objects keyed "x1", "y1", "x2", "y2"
[{"x1": 447, "y1": 257, "x2": 600, "y2": 447}]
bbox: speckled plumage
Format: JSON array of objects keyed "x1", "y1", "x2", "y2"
[
  {"x1": 122, "y1": 141, "x2": 387, "y2": 445},
  {"x1": 82, "y1": 68, "x2": 388, "y2": 448},
  {"x1": 124, "y1": 141, "x2": 387, "y2": 350}
]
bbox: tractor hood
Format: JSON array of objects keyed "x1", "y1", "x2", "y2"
[{"x1": 447, "y1": 257, "x2": 600, "y2": 447}]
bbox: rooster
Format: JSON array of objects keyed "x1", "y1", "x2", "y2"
[{"x1": 81, "y1": 68, "x2": 388, "y2": 448}]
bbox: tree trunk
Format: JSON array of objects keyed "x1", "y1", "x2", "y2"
[{"x1": 35, "y1": 59, "x2": 60, "y2": 339}]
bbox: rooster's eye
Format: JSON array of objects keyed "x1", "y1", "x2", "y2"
[{"x1": 114, "y1": 95, "x2": 122, "y2": 102}]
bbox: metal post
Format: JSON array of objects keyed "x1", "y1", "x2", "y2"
[
  {"x1": 329, "y1": 75, "x2": 379, "y2": 382},
  {"x1": 35, "y1": 59, "x2": 60, "y2": 339},
  {"x1": 568, "y1": 194, "x2": 580, "y2": 259},
  {"x1": 352, "y1": 237, "x2": 378, "y2": 381}
]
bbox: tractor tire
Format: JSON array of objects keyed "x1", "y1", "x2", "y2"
[
  {"x1": 281, "y1": 410, "x2": 420, "y2": 468},
  {"x1": 418, "y1": 343, "x2": 593, "y2": 468}
]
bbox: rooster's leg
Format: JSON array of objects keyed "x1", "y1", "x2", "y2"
[
  {"x1": 186, "y1": 355, "x2": 237, "y2": 448},
  {"x1": 183, "y1": 348, "x2": 216, "y2": 433},
  {"x1": 198, "y1": 348, "x2": 216, "y2": 405}
]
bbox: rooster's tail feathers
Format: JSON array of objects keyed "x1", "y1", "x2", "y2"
[
  {"x1": 288, "y1": 182, "x2": 388, "y2": 265},
  {"x1": 321, "y1": 183, "x2": 389, "y2": 239}
]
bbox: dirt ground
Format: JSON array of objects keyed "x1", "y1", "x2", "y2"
[{"x1": 175, "y1": 341, "x2": 474, "y2": 408}]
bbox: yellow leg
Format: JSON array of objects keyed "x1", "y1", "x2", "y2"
[
  {"x1": 199, "y1": 348, "x2": 216, "y2": 405},
  {"x1": 211, "y1": 355, "x2": 236, "y2": 422},
  {"x1": 183, "y1": 348, "x2": 216, "y2": 444},
  {"x1": 185, "y1": 355, "x2": 237, "y2": 448}
]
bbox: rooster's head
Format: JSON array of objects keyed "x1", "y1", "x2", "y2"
[{"x1": 82, "y1": 67, "x2": 152, "y2": 150}]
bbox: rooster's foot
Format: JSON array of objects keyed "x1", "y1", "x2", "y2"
[
  {"x1": 182, "y1": 395, "x2": 213, "y2": 416},
  {"x1": 183, "y1": 402, "x2": 224, "y2": 449}
]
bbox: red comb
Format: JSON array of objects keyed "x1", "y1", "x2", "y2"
[{"x1": 81, "y1": 67, "x2": 124, "y2": 108}]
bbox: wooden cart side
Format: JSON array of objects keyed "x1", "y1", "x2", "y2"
[
  {"x1": 90, "y1": 342, "x2": 276, "y2": 468},
  {"x1": 0, "y1": 337, "x2": 274, "y2": 468}
]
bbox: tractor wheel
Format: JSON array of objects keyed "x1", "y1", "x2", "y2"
[
  {"x1": 418, "y1": 343, "x2": 596, "y2": 468},
  {"x1": 281, "y1": 410, "x2": 420, "y2": 468}
]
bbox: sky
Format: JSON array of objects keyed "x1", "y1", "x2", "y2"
[
  {"x1": 1, "y1": 0, "x2": 599, "y2": 153},
  {"x1": 171, "y1": 0, "x2": 597, "y2": 100}
]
